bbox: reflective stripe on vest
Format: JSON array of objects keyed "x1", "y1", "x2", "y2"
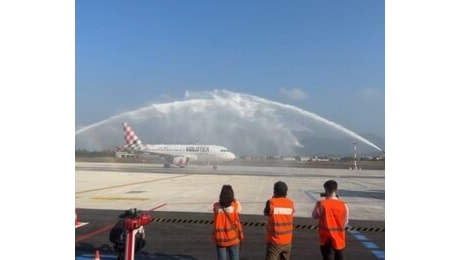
[
  {"x1": 266, "y1": 197, "x2": 294, "y2": 245},
  {"x1": 216, "y1": 206, "x2": 235, "y2": 213},
  {"x1": 214, "y1": 233, "x2": 239, "y2": 243},
  {"x1": 273, "y1": 207, "x2": 293, "y2": 215}
]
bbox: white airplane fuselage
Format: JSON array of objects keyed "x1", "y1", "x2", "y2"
[
  {"x1": 121, "y1": 122, "x2": 235, "y2": 168},
  {"x1": 141, "y1": 144, "x2": 236, "y2": 163}
]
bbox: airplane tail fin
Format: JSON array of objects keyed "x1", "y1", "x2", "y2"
[{"x1": 122, "y1": 122, "x2": 143, "y2": 150}]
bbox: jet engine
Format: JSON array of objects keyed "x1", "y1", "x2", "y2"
[{"x1": 173, "y1": 156, "x2": 189, "y2": 168}]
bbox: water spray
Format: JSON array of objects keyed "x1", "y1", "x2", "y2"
[{"x1": 76, "y1": 90, "x2": 383, "y2": 154}]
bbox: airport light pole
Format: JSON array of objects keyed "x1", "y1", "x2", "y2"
[{"x1": 352, "y1": 141, "x2": 358, "y2": 170}]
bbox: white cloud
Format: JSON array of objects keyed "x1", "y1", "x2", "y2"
[{"x1": 279, "y1": 88, "x2": 308, "y2": 100}]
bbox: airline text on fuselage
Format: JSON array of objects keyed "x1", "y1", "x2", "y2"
[{"x1": 186, "y1": 146, "x2": 210, "y2": 153}]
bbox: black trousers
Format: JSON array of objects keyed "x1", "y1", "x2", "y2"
[{"x1": 320, "y1": 242, "x2": 344, "y2": 260}]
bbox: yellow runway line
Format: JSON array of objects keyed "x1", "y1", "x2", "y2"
[{"x1": 90, "y1": 196, "x2": 149, "y2": 201}]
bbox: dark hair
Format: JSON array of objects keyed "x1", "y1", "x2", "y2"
[
  {"x1": 274, "y1": 181, "x2": 288, "y2": 197},
  {"x1": 219, "y1": 185, "x2": 235, "y2": 208},
  {"x1": 323, "y1": 180, "x2": 338, "y2": 193}
]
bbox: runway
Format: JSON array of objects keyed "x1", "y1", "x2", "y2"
[
  {"x1": 76, "y1": 161, "x2": 385, "y2": 179},
  {"x1": 75, "y1": 161, "x2": 385, "y2": 259}
]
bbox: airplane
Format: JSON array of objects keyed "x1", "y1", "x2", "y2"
[{"x1": 120, "y1": 122, "x2": 236, "y2": 169}]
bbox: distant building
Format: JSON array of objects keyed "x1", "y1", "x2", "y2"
[
  {"x1": 115, "y1": 151, "x2": 135, "y2": 158},
  {"x1": 311, "y1": 156, "x2": 330, "y2": 162}
]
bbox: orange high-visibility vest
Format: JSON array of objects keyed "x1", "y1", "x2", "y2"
[
  {"x1": 213, "y1": 201, "x2": 242, "y2": 247},
  {"x1": 317, "y1": 199, "x2": 347, "y2": 250},
  {"x1": 266, "y1": 197, "x2": 294, "y2": 245}
]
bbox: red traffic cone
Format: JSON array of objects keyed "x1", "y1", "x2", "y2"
[{"x1": 94, "y1": 249, "x2": 100, "y2": 260}]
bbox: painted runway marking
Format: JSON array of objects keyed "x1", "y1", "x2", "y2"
[
  {"x1": 372, "y1": 250, "x2": 385, "y2": 259},
  {"x1": 90, "y1": 196, "x2": 149, "y2": 201},
  {"x1": 148, "y1": 203, "x2": 168, "y2": 211},
  {"x1": 354, "y1": 234, "x2": 368, "y2": 241},
  {"x1": 348, "y1": 229, "x2": 384, "y2": 259},
  {"x1": 76, "y1": 254, "x2": 118, "y2": 259},
  {"x1": 301, "y1": 190, "x2": 319, "y2": 202},
  {"x1": 76, "y1": 175, "x2": 187, "y2": 194},
  {"x1": 362, "y1": 241, "x2": 379, "y2": 249},
  {"x1": 75, "y1": 222, "x2": 89, "y2": 229}
]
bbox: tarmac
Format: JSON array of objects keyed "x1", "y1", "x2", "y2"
[{"x1": 75, "y1": 162, "x2": 385, "y2": 259}]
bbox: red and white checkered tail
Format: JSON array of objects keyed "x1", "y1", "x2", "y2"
[{"x1": 122, "y1": 122, "x2": 143, "y2": 150}]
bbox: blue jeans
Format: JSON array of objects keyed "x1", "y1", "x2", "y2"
[{"x1": 216, "y1": 244, "x2": 240, "y2": 260}]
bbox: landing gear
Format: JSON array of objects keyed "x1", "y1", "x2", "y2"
[{"x1": 163, "y1": 164, "x2": 171, "y2": 168}]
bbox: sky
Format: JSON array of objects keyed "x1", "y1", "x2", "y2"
[{"x1": 76, "y1": 0, "x2": 385, "y2": 139}]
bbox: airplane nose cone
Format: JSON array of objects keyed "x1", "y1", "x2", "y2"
[{"x1": 228, "y1": 153, "x2": 236, "y2": 160}]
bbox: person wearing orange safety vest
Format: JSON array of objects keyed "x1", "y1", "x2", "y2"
[
  {"x1": 212, "y1": 184, "x2": 244, "y2": 260},
  {"x1": 264, "y1": 181, "x2": 295, "y2": 260},
  {"x1": 312, "y1": 180, "x2": 349, "y2": 260}
]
